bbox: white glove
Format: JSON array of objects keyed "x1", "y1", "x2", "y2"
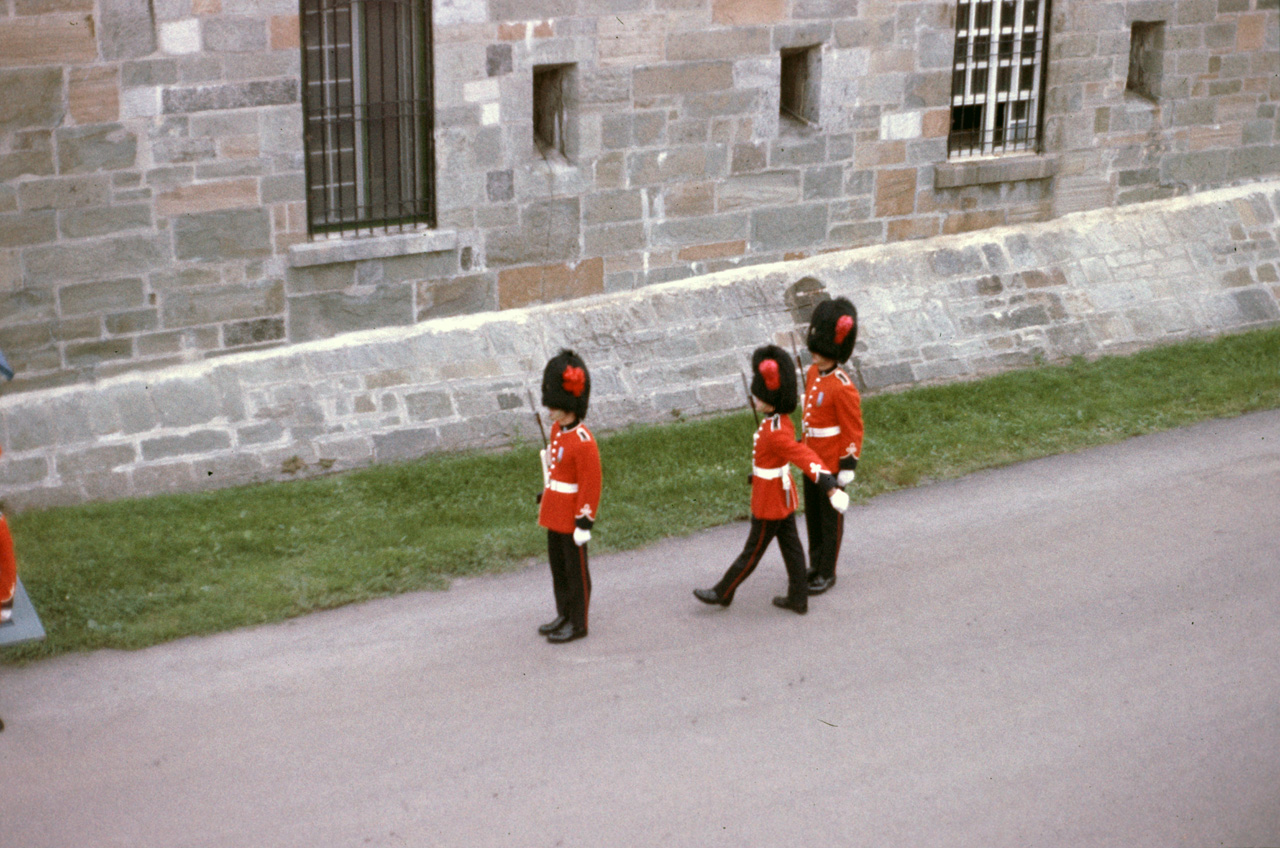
[
  {"x1": 837, "y1": 469, "x2": 855, "y2": 487},
  {"x1": 827, "y1": 488, "x2": 849, "y2": 513},
  {"x1": 539, "y1": 448, "x2": 550, "y2": 487},
  {"x1": 573, "y1": 527, "x2": 591, "y2": 546}
]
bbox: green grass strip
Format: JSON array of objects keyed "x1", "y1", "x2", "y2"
[{"x1": 5, "y1": 326, "x2": 1279, "y2": 661}]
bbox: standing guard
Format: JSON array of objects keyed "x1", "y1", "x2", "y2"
[
  {"x1": 0, "y1": 448, "x2": 15, "y2": 625},
  {"x1": 0, "y1": 351, "x2": 14, "y2": 625},
  {"x1": 536, "y1": 350, "x2": 602, "y2": 644},
  {"x1": 801, "y1": 294, "x2": 864, "y2": 595}
]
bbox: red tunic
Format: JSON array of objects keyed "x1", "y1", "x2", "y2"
[
  {"x1": 0, "y1": 446, "x2": 13, "y2": 605},
  {"x1": 751, "y1": 414, "x2": 833, "y2": 520},
  {"x1": 538, "y1": 421, "x2": 603, "y2": 535},
  {"x1": 802, "y1": 364, "x2": 864, "y2": 470}
]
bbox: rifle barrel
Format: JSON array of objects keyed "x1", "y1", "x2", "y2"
[
  {"x1": 527, "y1": 387, "x2": 548, "y2": 448},
  {"x1": 740, "y1": 370, "x2": 759, "y2": 428}
]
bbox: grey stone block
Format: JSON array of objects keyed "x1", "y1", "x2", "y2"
[
  {"x1": 1229, "y1": 146, "x2": 1280, "y2": 182},
  {"x1": 372, "y1": 427, "x2": 439, "y2": 463},
  {"x1": 417, "y1": 274, "x2": 493, "y2": 320},
  {"x1": 103, "y1": 382, "x2": 158, "y2": 434},
  {"x1": 202, "y1": 17, "x2": 268, "y2": 53},
  {"x1": 751, "y1": 204, "x2": 828, "y2": 251},
  {"x1": 99, "y1": 0, "x2": 158, "y2": 60},
  {"x1": 150, "y1": 378, "x2": 224, "y2": 428},
  {"x1": 487, "y1": 43, "x2": 513, "y2": 77},
  {"x1": 66, "y1": 339, "x2": 135, "y2": 369},
  {"x1": 132, "y1": 462, "x2": 198, "y2": 494},
  {"x1": 60, "y1": 205, "x2": 154, "y2": 239},
  {"x1": 60, "y1": 277, "x2": 146, "y2": 316},
  {"x1": 55, "y1": 444, "x2": 138, "y2": 477},
  {"x1": 1, "y1": 68, "x2": 65, "y2": 135},
  {"x1": 0, "y1": 456, "x2": 49, "y2": 488},
  {"x1": 236, "y1": 421, "x2": 285, "y2": 446},
  {"x1": 0, "y1": 210, "x2": 56, "y2": 249},
  {"x1": 173, "y1": 208, "x2": 272, "y2": 261},
  {"x1": 929, "y1": 246, "x2": 987, "y2": 278},
  {"x1": 1231, "y1": 289, "x2": 1280, "y2": 323},
  {"x1": 56, "y1": 125, "x2": 138, "y2": 174},
  {"x1": 585, "y1": 190, "x2": 644, "y2": 225},
  {"x1": 225, "y1": 318, "x2": 286, "y2": 347},
  {"x1": 288, "y1": 285, "x2": 414, "y2": 343},
  {"x1": 404, "y1": 391, "x2": 454, "y2": 422},
  {"x1": 666, "y1": 28, "x2": 770, "y2": 61},
  {"x1": 720, "y1": 170, "x2": 801, "y2": 211},
  {"x1": 484, "y1": 198, "x2": 581, "y2": 266},
  {"x1": 803, "y1": 165, "x2": 844, "y2": 200},
  {"x1": 584, "y1": 222, "x2": 646, "y2": 255},
  {"x1": 861, "y1": 362, "x2": 915, "y2": 390},
  {"x1": 487, "y1": 170, "x2": 515, "y2": 202},
  {"x1": 653, "y1": 213, "x2": 750, "y2": 247},
  {"x1": 162, "y1": 80, "x2": 299, "y2": 114},
  {"x1": 141, "y1": 430, "x2": 233, "y2": 461},
  {"x1": 162, "y1": 280, "x2": 284, "y2": 329}
]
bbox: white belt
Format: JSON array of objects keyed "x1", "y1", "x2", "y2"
[
  {"x1": 547, "y1": 480, "x2": 579, "y2": 494},
  {"x1": 752, "y1": 465, "x2": 792, "y2": 489},
  {"x1": 806, "y1": 425, "x2": 841, "y2": 438}
]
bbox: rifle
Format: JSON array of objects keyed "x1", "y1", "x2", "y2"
[
  {"x1": 527, "y1": 387, "x2": 550, "y2": 490},
  {"x1": 789, "y1": 333, "x2": 805, "y2": 441},
  {"x1": 740, "y1": 370, "x2": 759, "y2": 428},
  {"x1": 526, "y1": 387, "x2": 548, "y2": 449}
]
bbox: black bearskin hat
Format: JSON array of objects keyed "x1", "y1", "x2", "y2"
[
  {"x1": 806, "y1": 295, "x2": 858, "y2": 364},
  {"x1": 541, "y1": 348, "x2": 590, "y2": 419},
  {"x1": 750, "y1": 345, "x2": 798, "y2": 415}
]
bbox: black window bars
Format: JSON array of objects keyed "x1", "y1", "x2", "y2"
[
  {"x1": 949, "y1": 0, "x2": 1051, "y2": 158},
  {"x1": 300, "y1": 0, "x2": 435, "y2": 236}
]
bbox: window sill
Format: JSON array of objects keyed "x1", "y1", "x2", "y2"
[
  {"x1": 934, "y1": 154, "x2": 1058, "y2": 189},
  {"x1": 288, "y1": 228, "x2": 458, "y2": 269}
]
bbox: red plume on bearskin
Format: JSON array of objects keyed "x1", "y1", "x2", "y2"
[
  {"x1": 758, "y1": 358, "x2": 780, "y2": 390},
  {"x1": 541, "y1": 349, "x2": 591, "y2": 419},
  {"x1": 835, "y1": 314, "x2": 854, "y2": 346},
  {"x1": 750, "y1": 344, "x2": 797, "y2": 414},
  {"x1": 562, "y1": 365, "x2": 586, "y2": 397},
  {"x1": 806, "y1": 294, "x2": 858, "y2": 364}
]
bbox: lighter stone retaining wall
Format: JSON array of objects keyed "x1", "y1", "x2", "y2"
[{"x1": 2, "y1": 182, "x2": 1278, "y2": 511}]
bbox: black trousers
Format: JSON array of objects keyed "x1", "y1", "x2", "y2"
[
  {"x1": 713, "y1": 515, "x2": 808, "y2": 603},
  {"x1": 547, "y1": 530, "x2": 591, "y2": 631},
  {"x1": 803, "y1": 476, "x2": 845, "y2": 581}
]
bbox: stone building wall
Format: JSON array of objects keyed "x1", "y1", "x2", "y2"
[
  {"x1": 1, "y1": 0, "x2": 1278, "y2": 393},
  {"x1": 1, "y1": 181, "x2": 1277, "y2": 511}
]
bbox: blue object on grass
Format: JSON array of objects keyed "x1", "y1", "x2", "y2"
[
  {"x1": 0, "y1": 579, "x2": 45, "y2": 647},
  {"x1": 0, "y1": 349, "x2": 12, "y2": 381}
]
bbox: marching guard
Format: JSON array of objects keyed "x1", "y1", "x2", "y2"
[
  {"x1": 801, "y1": 295, "x2": 864, "y2": 595},
  {"x1": 693, "y1": 345, "x2": 849, "y2": 614},
  {"x1": 535, "y1": 350, "x2": 602, "y2": 644}
]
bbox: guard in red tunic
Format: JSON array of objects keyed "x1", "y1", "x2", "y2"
[
  {"x1": 536, "y1": 349, "x2": 602, "y2": 644},
  {"x1": 0, "y1": 351, "x2": 14, "y2": 625},
  {"x1": 694, "y1": 345, "x2": 849, "y2": 614},
  {"x1": 801, "y1": 295, "x2": 864, "y2": 595},
  {"x1": 0, "y1": 457, "x2": 16, "y2": 624}
]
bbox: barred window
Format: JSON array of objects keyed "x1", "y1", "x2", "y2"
[
  {"x1": 301, "y1": 0, "x2": 435, "y2": 236},
  {"x1": 949, "y1": 0, "x2": 1049, "y2": 157}
]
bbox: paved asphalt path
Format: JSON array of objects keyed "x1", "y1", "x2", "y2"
[{"x1": 2, "y1": 410, "x2": 1278, "y2": 848}]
